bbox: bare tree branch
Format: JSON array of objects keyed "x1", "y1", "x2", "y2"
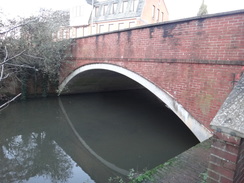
[
  {"x1": 0, "y1": 23, "x2": 23, "y2": 35},
  {"x1": 23, "y1": 53, "x2": 45, "y2": 60},
  {"x1": 0, "y1": 19, "x2": 38, "y2": 35},
  {"x1": 0, "y1": 49, "x2": 26, "y2": 66},
  {"x1": 4, "y1": 45, "x2": 8, "y2": 61},
  {"x1": 0, "y1": 64, "x2": 4, "y2": 81},
  {"x1": 0, "y1": 46, "x2": 8, "y2": 81},
  {"x1": 5, "y1": 63, "x2": 38, "y2": 71},
  {"x1": 0, "y1": 47, "x2": 27, "y2": 82},
  {"x1": 0, "y1": 93, "x2": 21, "y2": 111},
  {"x1": 1, "y1": 73, "x2": 9, "y2": 80},
  {"x1": 0, "y1": 46, "x2": 8, "y2": 64}
]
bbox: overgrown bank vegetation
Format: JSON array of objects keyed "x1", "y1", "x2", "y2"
[{"x1": 0, "y1": 9, "x2": 72, "y2": 108}]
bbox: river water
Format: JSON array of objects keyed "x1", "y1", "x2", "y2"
[{"x1": 0, "y1": 89, "x2": 199, "y2": 183}]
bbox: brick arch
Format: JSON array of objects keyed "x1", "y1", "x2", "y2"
[{"x1": 59, "y1": 63, "x2": 212, "y2": 142}]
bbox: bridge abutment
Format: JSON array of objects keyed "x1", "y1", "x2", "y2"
[
  {"x1": 207, "y1": 133, "x2": 243, "y2": 182},
  {"x1": 208, "y1": 74, "x2": 244, "y2": 182}
]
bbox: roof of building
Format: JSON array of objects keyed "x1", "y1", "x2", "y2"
[
  {"x1": 92, "y1": 0, "x2": 144, "y2": 23},
  {"x1": 86, "y1": 0, "x2": 97, "y2": 5}
]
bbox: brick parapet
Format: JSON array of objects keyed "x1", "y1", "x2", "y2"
[
  {"x1": 207, "y1": 133, "x2": 242, "y2": 182},
  {"x1": 72, "y1": 10, "x2": 244, "y2": 62}
]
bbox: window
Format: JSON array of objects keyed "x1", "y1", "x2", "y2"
[
  {"x1": 130, "y1": 0, "x2": 138, "y2": 12},
  {"x1": 111, "y1": 3, "x2": 117, "y2": 14},
  {"x1": 108, "y1": 24, "x2": 114, "y2": 31},
  {"x1": 95, "y1": 6, "x2": 99, "y2": 17},
  {"x1": 118, "y1": 23, "x2": 124, "y2": 30},
  {"x1": 152, "y1": 5, "x2": 155, "y2": 18},
  {"x1": 161, "y1": 12, "x2": 164, "y2": 21},
  {"x1": 99, "y1": 25, "x2": 105, "y2": 33},
  {"x1": 58, "y1": 28, "x2": 70, "y2": 39},
  {"x1": 102, "y1": 5, "x2": 108, "y2": 16},
  {"x1": 84, "y1": 27, "x2": 89, "y2": 36},
  {"x1": 77, "y1": 6, "x2": 82, "y2": 16},
  {"x1": 157, "y1": 9, "x2": 160, "y2": 21},
  {"x1": 63, "y1": 29, "x2": 69, "y2": 39},
  {"x1": 120, "y1": 1, "x2": 128, "y2": 13},
  {"x1": 129, "y1": 21, "x2": 136, "y2": 28},
  {"x1": 92, "y1": 25, "x2": 96, "y2": 34},
  {"x1": 77, "y1": 27, "x2": 83, "y2": 37},
  {"x1": 70, "y1": 28, "x2": 76, "y2": 38}
]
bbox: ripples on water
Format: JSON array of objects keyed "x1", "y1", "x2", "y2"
[{"x1": 0, "y1": 89, "x2": 199, "y2": 183}]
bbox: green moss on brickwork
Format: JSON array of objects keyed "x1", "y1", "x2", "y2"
[
  {"x1": 129, "y1": 157, "x2": 179, "y2": 183},
  {"x1": 199, "y1": 171, "x2": 208, "y2": 183},
  {"x1": 130, "y1": 138, "x2": 213, "y2": 183}
]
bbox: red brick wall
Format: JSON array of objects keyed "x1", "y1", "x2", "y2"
[
  {"x1": 207, "y1": 133, "x2": 242, "y2": 182},
  {"x1": 61, "y1": 11, "x2": 244, "y2": 130},
  {"x1": 234, "y1": 138, "x2": 244, "y2": 183}
]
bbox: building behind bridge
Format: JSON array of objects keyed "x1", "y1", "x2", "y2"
[{"x1": 57, "y1": 0, "x2": 168, "y2": 39}]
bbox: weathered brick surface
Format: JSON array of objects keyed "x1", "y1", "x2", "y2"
[
  {"x1": 208, "y1": 169, "x2": 220, "y2": 181},
  {"x1": 220, "y1": 176, "x2": 234, "y2": 183},
  {"x1": 207, "y1": 133, "x2": 242, "y2": 182},
  {"x1": 145, "y1": 138, "x2": 213, "y2": 183},
  {"x1": 60, "y1": 11, "x2": 244, "y2": 130},
  {"x1": 234, "y1": 139, "x2": 244, "y2": 183}
]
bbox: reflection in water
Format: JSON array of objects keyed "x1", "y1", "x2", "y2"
[
  {"x1": 0, "y1": 97, "x2": 95, "y2": 183},
  {"x1": 0, "y1": 89, "x2": 199, "y2": 183},
  {"x1": 59, "y1": 97, "x2": 130, "y2": 177},
  {"x1": 1, "y1": 133, "x2": 72, "y2": 183}
]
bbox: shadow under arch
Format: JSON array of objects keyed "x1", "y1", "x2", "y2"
[{"x1": 58, "y1": 63, "x2": 212, "y2": 142}]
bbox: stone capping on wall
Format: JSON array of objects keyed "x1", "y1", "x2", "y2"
[
  {"x1": 73, "y1": 9, "x2": 244, "y2": 40},
  {"x1": 210, "y1": 74, "x2": 244, "y2": 138}
]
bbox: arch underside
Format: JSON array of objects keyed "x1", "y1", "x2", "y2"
[{"x1": 59, "y1": 63, "x2": 212, "y2": 142}]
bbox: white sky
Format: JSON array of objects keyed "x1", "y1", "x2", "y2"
[
  {"x1": 0, "y1": 0, "x2": 244, "y2": 20},
  {"x1": 165, "y1": 0, "x2": 244, "y2": 20}
]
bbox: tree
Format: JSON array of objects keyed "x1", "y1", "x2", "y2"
[
  {"x1": 0, "y1": 9, "x2": 71, "y2": 107},
  {"x1": 197, "y1": 0, "x2": 208, "y2": 16},
  {"x1": 17, "y1": 9, "x2": 71, "y2": 81},
  {"x1": 0, "y1": 12, "x2": 31, "y2": 109},
  {"x1": 0, "y1": 132, "x2": 73, "y2": 182}
]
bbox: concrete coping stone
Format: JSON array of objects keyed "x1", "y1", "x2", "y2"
[{"x1": 211, "y1": 74, "x2": 244, "y2": 138}]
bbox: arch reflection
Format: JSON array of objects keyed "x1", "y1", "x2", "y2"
[
  {"x1": 58, "y1": 97, "x2": 129, "y2": 176},
  {"x1": 0, "y1": 89, "x2": 199, "y2": 183}
]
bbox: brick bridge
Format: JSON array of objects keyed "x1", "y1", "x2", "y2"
[{"x1": 59, "y1": 10, "x2": 244, "y2": 182}]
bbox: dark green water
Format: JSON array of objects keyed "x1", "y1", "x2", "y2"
[{"x1": 0, "y1": 89, "x2": 199, "y2": 183}]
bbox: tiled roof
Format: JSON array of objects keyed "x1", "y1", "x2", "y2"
[{"x1": 92, "y1": 0, "x2": 144, "y2": 23}]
